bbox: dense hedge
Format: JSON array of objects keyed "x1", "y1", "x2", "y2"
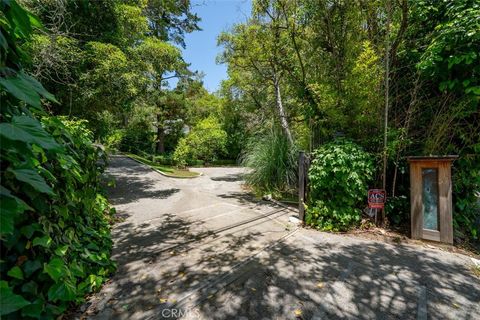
[
  {"x1": 0, "y1": 1, "x2": 114, "y2": 318},
  {"x1": 174, "y1": 116, "x2": 227, "y2": 167},
  {"x1": 0, "y1": 116, "x2": 116, "y2": 318},
  {"x1": 306, "y1": 140, "x2": 374, "y2": 231}
]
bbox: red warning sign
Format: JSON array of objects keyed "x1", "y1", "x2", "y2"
[{"x1": 368, "y1": 189, "x2": 386, "y2": 209}]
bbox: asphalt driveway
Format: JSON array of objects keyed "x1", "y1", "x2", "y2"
[{"x1": 81, "y1": 156, "x2": 479, "y2": 320}]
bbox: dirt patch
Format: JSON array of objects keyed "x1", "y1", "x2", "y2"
[{"x1": 344, "y1": 226, "x2": 480, "y2": 258}]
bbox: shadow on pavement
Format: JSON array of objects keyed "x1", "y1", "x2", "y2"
[
  {"x1": 85, "y1": 157, "x2": 479, "y2": 319},
  {"x1": 105, "y1": 158, "x2": 180, "y2": 205},
  {"x1": 89, "y1": 209, "x2": 480, "y2": 319},
  {"x1": 210, "y1": 173, "x2": 245, "y2": 182},
  {"x1": 217, "y1": 191, "x2": 265, "y2": 207},
  {"x1": 190, "y1": 239, "x2": 480, "y2": 319}
]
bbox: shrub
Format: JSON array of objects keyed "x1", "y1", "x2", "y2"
[
  {"x1": 94, "y1": 110, "x2": 118, "y2": 142},
  {"x1": 173, "y1": 116, "x2": 227, "y2": 167},
  {"x1": 119, "y1": 117, "x2": 154, "y2": 153},
  {"x1": 385, "y1": 195, "x2": 409, "y2": 226},
  {"x1": 188, "y1": 159, "x2": 205, "y2": 166},
  {"x1": 0, "y1": 4, "x2": 114, "y2": 317},
  {"x1": 153, "y1": 154, "x2": 175, "y2": 166},
  {"x1": 306, "y1": 140, "x2": 374, "y2": 231},
  {"x1": 453, "y1": 148, "x2": 480, "y2": 241},
  {"x1": 164, "y1": 120, "x2": 185, "y2": 153},
  {"x1": 0, "y1": 117, "x2": 115, "y2": 318},
  {"x1": 241, "y1": 127, "x2": 298, "y2": 195},
  {"x1": 173, "y1": 138, "x2": 191, "y2": 167},
  {"x1": 104, "y1": 129, "x2": 124, "y2": 151}
]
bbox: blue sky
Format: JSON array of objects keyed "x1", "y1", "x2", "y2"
[{"x1": 178, "y1": 0, "x2": 252, "y2": 92}]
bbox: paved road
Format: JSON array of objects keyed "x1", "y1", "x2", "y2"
[{"x1": 83, "y1": 156, "x2": 479, "y2": 320}]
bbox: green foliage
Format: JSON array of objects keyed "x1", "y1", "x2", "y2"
[
  {"x1": 173, "y1": 139, "x2": 191, "y2": 167},
  {"x1": 1, "y1": 116, "x2": 116, "y2": 318},
  {"x1": 306, "y1": 140, "x2": 373, "y2": 231},
  {"x1": 385, "y1": 196, "x2": 409, "y2": 226},
  {"x1": 120, "y1": 118, "x2": 154, "y2": 154},
  {"x1": 142, "y1": 0, "x2": 200, "y2": 47},
  {"x1": 219, "y1": 0, "x2": 479, "y2": 244},
  {"x1": 24, "y1": 33, "x2": 83, "y2": 93},
  {"x1": 0, "y1": 281, "x2": 30, "y2": 316},
  {"x1": 115, "y1": 3, "x2": 149, "y2": 46},
  {"x1": 453, "y1": 145, "x2": 480, "y2": 241},
  {"x1": 94, "y1": 110, "x2": 119, "y2": 142},
  {"x1": 105, "y1": 129, "x2": 125, "y2": 152},
  {"x1": 344, "y1": 41, "x2": 383, "y2": 145},
  {"x1": 417, "y1": 0, "x2": 480, "y2": 97},
  {"x1": 241, "y1": 127, "x2": 298, "y2": 194},
  {"x1": 185, "y1": 88, "x2": 222, "y2": 124},
  {"x1": 22, "y1": 0, "x2": 200, "y2": 137},
  {"x1": 163, "y1": 120, "x2": 185, "y2": 153},
  {"x1": 134, "y1": 38, "x2": 184, "y2": 77},
  {"x1": 173, "y1": 116, "x2": 227, "y2": 167},
  {"x1": 395, "y1": 0, "x2": 480, "y2": 244},
  {"x1": 1, "y1": 2, "x2": 114, "y2": 318},
  {"x1": 154, "y1": 154, "x2": 175, "y2": 166},
  {"x1": 219, "y1": 91, "x2": 248, "y2": 160},
  {"x1": 79, "y1": 41, "x2": 142, "y2": 118},
  {"x1": 113, "y1": 102, "x2": 155, "y2": 154}
]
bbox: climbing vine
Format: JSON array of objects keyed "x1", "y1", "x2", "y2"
[{"x1": 0, "y1": 1, "x2": 115, "y2": 318}]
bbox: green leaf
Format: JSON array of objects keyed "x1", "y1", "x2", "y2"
[
  {"x1": 0, "y1": 192, "x2": 31, "y2": 235},
  {"x1": 69, "y1": 261, "x2": 85, "y2": 278},
  {"x1": 0, "y1": 28, "x2": 7, "y2": 52},
  {"x1": 0, "y1": 192, "x2": 32, "y2": 235},
  {"x1": 23, "y1": 260, "x2": 41, "y2": 277},
  {"x1": 0, "y1": 115, "x2": 62, "y2": 151},
  {"x1": 21, "y1": 281, "x2": 38, "y2": 295},
  {"x1": 465, "y1": 86, "x2": 480, "y2": 95},
  {"x1": 44, "y1": 258, "x2": 64, "y2": 282},
  {"x1": 0, "y1": 69, "x2": 56, "y2": 108},
  {"x1": 47, "y1": 281, "x2": 76, "y2": 302},
  {"x1": 6, "y1": 0, "x2": 33, "y2": 38},
  {"x1": 20, "y1": 223, "x2": 41, "y2": 239},
  {"x1": 7, "y1": 266, "x2": 24, "y2": 280},
  {"x1": 0, "y1": 73, "x2": 41, "y2": 108},
  {"x1": 8, "y1": 168, "x2": 54, "y2": 195},
  {"x1": 21, "y1": 72, "x2": 58, "y2": 103},
  {"x1": 32, "y1": 235, "x2": 52, "y2": 248},
  {"x1": 0, "y1": 123, "x2": 32, "y2": 146},
  {"x1": 54, "y1": 245, "x2": 69, "y2": 257},
  {"x1": 16, "y1": 116, "x2": 59, "y2": 150},
  {"x1": 21, "y1": 299, "x2": 44, "y2": 318},
  {"x1": 0, "y1": 281, "x2": 30, "y2": 316},
  {"x1": 28, "y1": 11, "x2": 43, "y2": 30},
  {"x1": 0, "y1": 197, "x2": 18, "y2": 235}
]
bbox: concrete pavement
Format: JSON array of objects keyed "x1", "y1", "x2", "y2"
[{"x1": 80, "y1": 156, "x2": 479, "y2": 319}]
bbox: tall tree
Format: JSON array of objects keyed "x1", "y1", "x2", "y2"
[{"x1": 134, "y1": 38, "x2": 187, "y2": 153}]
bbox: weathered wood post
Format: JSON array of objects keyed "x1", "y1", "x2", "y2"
[{"x1": 298, "y1": 151, "x2": 306, "y2": 222}]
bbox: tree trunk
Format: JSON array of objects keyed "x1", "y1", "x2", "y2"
[
  {"x1": 156, "y1": 114, "x2": 165, "y2": 154},
  {"x1": 273, "y1": 74, "x2": 294, "y2": 145}
]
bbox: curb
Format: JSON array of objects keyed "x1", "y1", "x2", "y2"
[{"x1": 119, "y1": 154, "x2": 202, "y2": 179}]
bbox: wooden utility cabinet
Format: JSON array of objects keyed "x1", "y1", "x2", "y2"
[{"x1": 407, "y1": 156, "x2": 458, "y2": 244}]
